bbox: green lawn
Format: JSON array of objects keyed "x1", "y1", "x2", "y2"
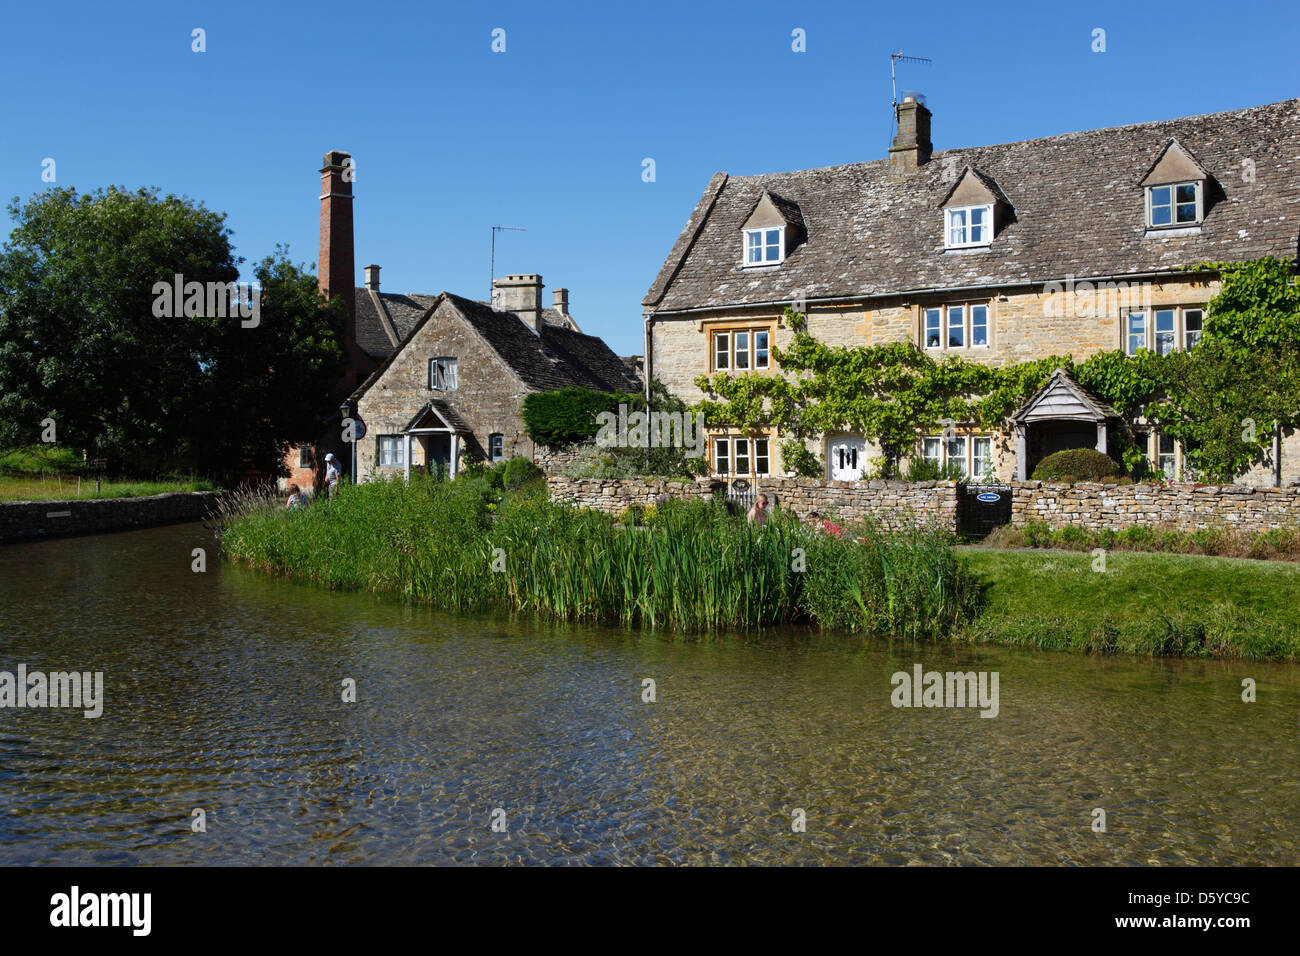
[
  {"x1": 0, "y1": 474, "x2": 216, "y2": 501},
  {"x1": 960, "y1": 548, "x2": 1300, "y2": 660}
]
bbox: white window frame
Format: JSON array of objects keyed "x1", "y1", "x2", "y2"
[
  {"x1": 429, "y1": 357, "x2": 458, "y2": 391},
  {"x1": 925, "y1": 303, "x2": 989, "y2": 351},
  {"x1": 924, "y1": 308, "x2": 942, "y2": 350},
  {"x1": 944, "y1": 203, "x2": 994, "y2": 249},
  {"x1": 712, "y1": 327, "x2": 774, "y2": 371},
  {"x1": 1125, "y1": 306, "x2": 1206, "y2": 356},
  {"x1": 1183, "y1": 309, "x2": 1203, "y2": 350},
  {"x1": 1155, "y1": 432, "x2": 1178, "y2": 479},
  {"x1": 742, "y1": 226, "x2": 785, "y2": 266},
  {"x1": 489, "y1": 433, "x2": 504, "y2": 462},
  {"x1": 971, "y1": 436, "x2": 994, "y2": 482},
  {"x1": 712, "y1": 435, "x2": 771, "y2": 477},
  {"x1": 920, "y1": 432, "x2": 992, "y2": 480},
  {"x1": 1146, "y1": 181, "x2": 1203, "y2": 229},
  {"x1": 378, "y1": 435, "x2": 405, "y2": 467},
  {"x1": 713, "y1": 331, "x2": 730, "y2": 371}
]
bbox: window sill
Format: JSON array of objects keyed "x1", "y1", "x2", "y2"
[
  {"x1": 1144, "y1": 225, "x2": 1202, "y2": 237},
  {"x1": 943, "y1": 245, "x2": 992, "y2": 254}
]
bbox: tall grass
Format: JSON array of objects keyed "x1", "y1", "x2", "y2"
[{"x1": 218, "y1": 475, "x2": 976, "y2": 639}]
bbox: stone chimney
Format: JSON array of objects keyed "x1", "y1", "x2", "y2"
[
  {"x1": 364, "y1": 264, "x2": 381, "y2": 291},
  {"x1": 492, "y1": 273, "x2": 544, "y2": 334},
  {"x1": 552, "y1": 287, "x2": 569, "y2": 316},
  {"x1": 319, "y1": 149, "x2": 362, "y2": 375},
  {"x1": 889, "y1": 94, "x2": 932, "y2": 176}
]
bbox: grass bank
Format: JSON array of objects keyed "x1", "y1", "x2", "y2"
[
  {"x1": 219, "y1": 474, "x2": 974, "y2": 639},
  {"x1": 218, "y1": 473, "x2": 1300, "y2": 660},
  {"x1": 0, "y1": 445, "x2": 216, "y2": 501},
  {"x1": 958, "y1": 549, "x2": 1300, "y2": 660},
  {"x1": 0, "y1": 475, "x2": 216, "y2": 501},
  {"x1": 984, "y1": 519, "x2": 1300, "y2": 562}
]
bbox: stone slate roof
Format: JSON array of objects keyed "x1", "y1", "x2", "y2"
[
  {"x1": 644, "y1": 98, "x2": 1300, "y2": 312},
  {"x1": 351, "y1": 291, "x2": 641, "y2": 400},
  {"x1": 354, "y1": 289, "x2": 430, "y2": 361},
  {"x1": 445, "y1": 294, "x2": 642, "y2": 393}
]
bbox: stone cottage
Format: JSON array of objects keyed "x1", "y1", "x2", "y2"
[
  {"x1": 642, "y1": 97, "x2": 1300, "y2": 484},
  {"x1": 283, "y1": 150, "x2": 639, "y2": 489},
  {"x1": 347, "y1": 272, "x2": 641, "y2": 481}
]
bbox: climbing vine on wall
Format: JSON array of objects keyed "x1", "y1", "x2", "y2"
[{"x1": 693, "y1": 257, "x2": 1299, "y2": 481}]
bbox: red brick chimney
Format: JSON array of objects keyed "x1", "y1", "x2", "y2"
[{"x1": 319, "y1": 150, "x2": 363, "y2": 382}]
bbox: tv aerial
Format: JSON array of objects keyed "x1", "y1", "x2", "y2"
[
  {"x1": 490, "y1": 225, "x2": 527, "y2": 295},
  {"x1": 890, "y1": 50, "x2": 932, "y2": 139}
]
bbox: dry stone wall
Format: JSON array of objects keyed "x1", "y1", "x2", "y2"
[
  {"x1": 545, "y1": 477, "x2": 958, "y2": 530},
  {"x1": 1010, "y1": 481, "x2": 1300, "y2": 532}
]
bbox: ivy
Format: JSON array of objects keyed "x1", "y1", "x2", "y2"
[{"x1": 694, "y1": 258, "x2": 1300, "y2": 482}]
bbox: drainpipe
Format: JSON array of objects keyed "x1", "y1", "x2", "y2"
[
  {"x1": 644, "y1": 310, "x2": 654, "y2": 469},
  {"x1": 1274, "y1": 421, "x2": 1282, "y2": 488}
]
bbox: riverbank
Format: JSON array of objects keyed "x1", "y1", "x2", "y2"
[
  {"x1": 218, "y1": 475, "x2": 1300, "y2": 661},
  {"x1": 0, "y1": 490, "x2": 225, "y2": 543},
  {"x1": 957, "y1": 549, "x2": 1300, "y2": 660}
]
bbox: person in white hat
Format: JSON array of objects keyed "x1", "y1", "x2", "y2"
[{"x1": 324, "y1": 453, "x2": 341, "y2": 499}]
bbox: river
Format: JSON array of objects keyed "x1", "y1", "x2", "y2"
[{"x1": 0, "y1": 521, "x2": 1295, "y2": 865}]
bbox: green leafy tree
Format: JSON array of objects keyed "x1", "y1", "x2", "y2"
[{"x1": 0, "y1": 188, "x2": 346, "y2": 482}]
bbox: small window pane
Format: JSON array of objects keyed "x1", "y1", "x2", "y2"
[
  {"x1": 1154, "y1": 309, "x2": 1175, "y2": 356},
  {"x1": 1175, "y1": 183, "x2": 1197, "y2": 203},
  {"x1": 733, "y1": 331, "x2": 749, "y2": 369},
  {"x1": 1184, "y1": 309, "x2": 1203, "y2": 349},
  {"x1": 714, "y1": 332, "x2": 729, "y2": 370},
  {"x1": 947, "y1": 306, "x2": 964, "y2": 348},
  {"x1": 1127, "y1": 312, "x2": 1146, "y2": 355},
  {"x1": 734, "y1": 438, "x2": 750, "y2": 476},
  {"x1": 945, "y1": 436, "x2": 968, "y2": 478},
  {"x1": 1176, "y1": 202, "x2": 1197, "y2": 223},
  {"x1": 754, "y1": 438, "x2": 769, "y2": 475},
  {"x1": 714, "y1": 438, "x2": 729, "y2": 475},
  {"x1": 972, "y1": 437, "x2": 993, "y2": 481},
  {"x1": 971, "y1": 305, "x2": 988, "y2": 347},
  {"x1": 1149, "y1": 186, "x2": 1172, "y2": 226},
  {"x1": 754, "y1": 331, "x2": 769, "y2": 368},
  {"x1": 765, "y1": 229, "x2": 781, "y2": 261},
  {"x1": 925, "y1": 308, "x2": 942, "y2": 348},
  {"x1": 922, "y1": 437, "x2": 941, "y2": 463}
]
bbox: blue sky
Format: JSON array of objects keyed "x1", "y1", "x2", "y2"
[{"x1": 2, "y1": 0, "x2": 1297, "y2": 355}]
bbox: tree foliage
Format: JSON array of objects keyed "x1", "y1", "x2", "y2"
[{"x1": 0, "y1": 187, "x2": 346, "y2": 483}]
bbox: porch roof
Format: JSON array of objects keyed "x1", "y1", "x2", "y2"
[
  {"x1": 1014, "y1": 368, "x2": 1120, "y2": 425},
  {"x1": 403, "y1": 399, "x2": 472, "y2": 434}
]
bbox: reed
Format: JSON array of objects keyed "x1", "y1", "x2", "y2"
[{"x1": 218, "y1": 475, "x2": 976, "y2": 638}]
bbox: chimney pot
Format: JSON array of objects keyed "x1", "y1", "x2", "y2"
[{"x1": 553, "y1": 288, "x2": 569, "y2": 315}]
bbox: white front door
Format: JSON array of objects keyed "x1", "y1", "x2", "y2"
[{"x1": 828, "y1": 437, "x2": 867, "y2": 481}]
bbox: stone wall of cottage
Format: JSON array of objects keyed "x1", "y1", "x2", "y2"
[
  {"x1": 545, "y1": 476, "x2": 958, "y2": 529},
  {"x1": 355, "y1": 300, "x2": 534, "y2": 480},
  {"x1": 1010, "y1": 481, "x2": 1300, "y2": 532}
]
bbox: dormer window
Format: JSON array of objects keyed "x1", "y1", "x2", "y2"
[
  {"x1": 1139, "y1": 139, "x2": 1210, "y2": 232},
  {"x1": 740, "y1": 190, "x2": 803, "y2": 268},
  {"x1": 945, "y1": 204, "x2": 993, "y2": 248},
  {"x1": 1147, "y1": 182, "x2": 1202, "y2": 227},
  {"x1": 744, "y1": 227, "x2": 784, "y2": 265},
  {"x1": 938, "y1": 167, "x2": 1006, "y2": 252}
]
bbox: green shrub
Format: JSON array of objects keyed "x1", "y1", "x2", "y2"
[
  {"x1": 521, "y1": 388, "x2": 628, "y2": 447},
  {"x1": 780, "y1": 439, "x2": 823, "y2": 478},
  {"x1": 1031, "y1": 448, "x2": 1121, "y2": 482},
  {"x1": 905, "y1": 457, "x2": 965, "y2": 482},
  {"x1": 1023, "y1": 520, "x2": 1052, "y2": 549},
  {"x1": 498, "y1": 456, "x2": 543, "y2": 489}
]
